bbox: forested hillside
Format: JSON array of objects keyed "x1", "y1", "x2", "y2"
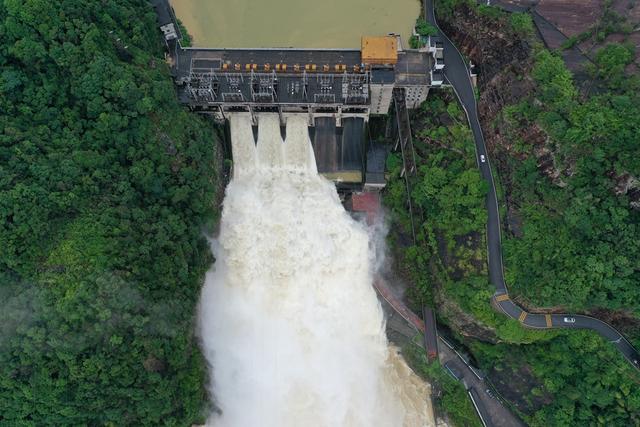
[
  {"x1": 0, "y1": 1, "x2": 220, "y2": 425},
  {"x1": 502, "y1": 46, "x2": 640, "y2": 315},
  {"x1": 386, "y1": 0, "x2": 640, "y2": 425}
]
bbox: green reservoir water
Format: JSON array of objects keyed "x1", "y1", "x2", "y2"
[{"x1": 170, "y1": 0, "x2": 421, "y2": 48}]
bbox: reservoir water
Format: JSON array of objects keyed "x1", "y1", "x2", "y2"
[
  {"x1": 198, "y1": 113, "x2": 434, "y2": 426},
  {"x1": 170, "y1": 0, "x2": 421, "y2": 48}
]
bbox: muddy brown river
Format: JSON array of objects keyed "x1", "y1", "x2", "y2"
[{"x1": 170, "y1": 0, "x2": 421, "y2": 48}]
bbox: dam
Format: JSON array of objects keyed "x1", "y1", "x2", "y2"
[
  {"x1": 151, "y1": 0, "x2": 444, "y2": 192},
  {"x1": 152, "y1": 1, "x2": 444, "y2": 425}
]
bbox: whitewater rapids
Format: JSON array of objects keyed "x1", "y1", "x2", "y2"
[{"x1": 199, "y1": 113, "x2": 435, "y2": 427}]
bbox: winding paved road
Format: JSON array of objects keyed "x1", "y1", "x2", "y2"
[{"x1": 424, "y1": 0, "x2": 640, "y2": 369}]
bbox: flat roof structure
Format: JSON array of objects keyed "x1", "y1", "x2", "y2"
[
  {"x1": 395, "y1": 50, "x2": 431, "y2": 86},
  {"x1": 361, "y1": 36, "x2": 398, "y2": 65}
]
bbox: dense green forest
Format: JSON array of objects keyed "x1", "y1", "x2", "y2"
[
  {"x1": 503, "y1": 46, "x2": 640, "y2": 316},
  {"x1": 1, "y1": 0, "x2": 220, "y2": 425},
  {"x1": 387, "y1": 1, "x2": 640, "y2": 425}
]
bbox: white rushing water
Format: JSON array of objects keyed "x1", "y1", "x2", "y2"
[{"x1": 199, "y1": 113, "x2": 434, "y2": 427}]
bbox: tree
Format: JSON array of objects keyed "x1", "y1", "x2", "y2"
[
  {"x1": 593, "y1": 43, "x2": 635, "y2": 89},
  {"x1": 0, "y1": 1, "x2": 220, "y2": 424}
]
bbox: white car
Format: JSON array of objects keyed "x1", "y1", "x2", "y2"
[
  {"x1": 480, "y1": 154, "x2": 486, "y2": 163},
  {"x1": 563, "y1": 317, "x2": 576, "y2": 323}
]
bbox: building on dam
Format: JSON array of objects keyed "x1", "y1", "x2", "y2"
[{"x1": 152, "y1": 0, "x2": 445, "y2": 193}]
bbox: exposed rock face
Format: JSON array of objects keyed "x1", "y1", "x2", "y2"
[
  {"x1": 536, "y1": 0, "x2": 603, "y2": 38},
  {"x1": 588, "y1": 307, "x2": 640, "y2": 335},
  {"x1": 441, "y1": 3, "x2": 640, "y2": 210},
  {"x1": 439, "y1": 5, "x2": 572, "y2": 190},
  {"x1": 611, "y1": 172, "x2": 640, "y2": 210},
  {"x1": 524, "y1": 124, "x2": 569, "y2": 187},
  {"x1": 439, "y1": 4, "x2": 531, "y2": 90},
  {"x1": 486, "y1": 363, "x2": 553, "y2": 415},
  {"x1": 435, "y1": 290, "x2": 500, "y2": 344}
]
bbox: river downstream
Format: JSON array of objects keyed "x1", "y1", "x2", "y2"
[
  {"x1": 198, "y1": 114, "x2": 434, "y2": 426},
  {"x1": 169, "y1": 0, "x2": 420, "y2": 48}
]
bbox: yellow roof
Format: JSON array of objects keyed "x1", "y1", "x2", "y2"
[{"x1": 361, "y1": 36, "x2": 398, "y2": 65}]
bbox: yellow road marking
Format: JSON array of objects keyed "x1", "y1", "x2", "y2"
[
  {"x1": 545, "y1": 314, "x2": 552, "y2": 328},
  {"x1": 518, "y1": 311, "x2": 527, "y2": 322},
  {"x1": 495, "y1": 294, "x2": 510, "y2": 302}
]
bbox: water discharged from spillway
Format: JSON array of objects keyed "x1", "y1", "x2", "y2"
[{"x1": 199, "y1": 113, "x2": 434, "y2": 427}]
